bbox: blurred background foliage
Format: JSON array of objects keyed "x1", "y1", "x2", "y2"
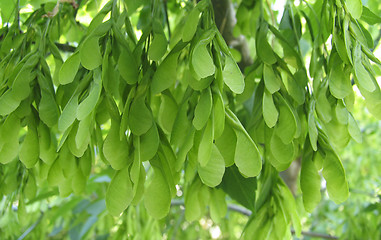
[{"x1": 0, "y1": 0, "x2": 380, "y2": 239}]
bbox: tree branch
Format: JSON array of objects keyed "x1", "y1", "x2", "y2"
[
  {"x1": 171, "y1": 200, "x2": 338, "y2": 240},
  {"x1": 17, "y1": 211, "x2": 44, "y2": 240}
]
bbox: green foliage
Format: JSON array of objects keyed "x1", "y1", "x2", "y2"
[{"x1": 0, "y1": 0, "x2": 380, "y2": 239}]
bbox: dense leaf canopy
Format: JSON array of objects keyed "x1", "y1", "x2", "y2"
[{"x1": 0, "y1": 0, "x2": 380, "y2": 239}]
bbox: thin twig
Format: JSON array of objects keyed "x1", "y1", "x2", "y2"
[{"x1": 17, "y1": 211, "x2": 44, "y2": 240}]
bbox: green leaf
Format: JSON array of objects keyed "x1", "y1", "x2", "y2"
[
  {"x1": 308, "y1": 111, "x2": 318, "y2": 151},
  {"x1": 75, "y1": 113, "x2": 92, "y2": 150},
  {"x1": 185, "y1": 70, "x2": 214, "y2": 91},
  {"x1": 80, "y1": 37, "x2": 102, "y2": 70},
  {"x1": 335, "y1": 101, "x2": 348, "y2": 125},
  {"x1": 209, "y1": 189, "x2": 227, "y2": 223},
  {"x1": 144, "y1": 165, "x2": 171, "y2": 219},
  {"x1": 316, "y1": 88, "x2": 332, "y2": 123},
  {"x1": 234, "y1": 128, "x2": 262, "y2": 177},
  {"x1": 151, "y1": 52, "x2": 180, "y2": 94},
  {"x1": 148, "y1": 33, "x2": 167, "y2": 61},
  {"x1": 193, "y1": 87, "x2": 213, "y2": 130},
  {"x1": 343, "y1": 17, "x2": 354, "y2": 66},
  {"x1": 58, "y1": 94, "x2": 79, "y2": 132},
  {"x1": 128, "y1": 96, "x2": 153, "y2": 136},
  {"x1": 158, "y1": 94, "x2": 178, "y2": 134},
  {"x1": 215, "y1": 121, "x2": 236, "y2": 167},
  {"x1": 333, "y1": 28, "x2": 351, "y2": 64},
  {"x1": 222, "y1": 56, "x2": 245, "y2": 94},
  {"x1": 59, "y1": 142, "x2": 78, "y2": 176},
  {"x1": 348, "y1": 113, "x2": 362, "y2": 143},
  {"x1": 12, "y1": 68, "x2": 33, "y2": 101},
  {"x1": 346, "y1": 0, "x2": 362, "y2": 19},
  {"x1": 171, "y1": 103, "x2": 191, "y2": 149},
  {"x1": 140, "y1": 123, "x2": 160, "y2": 161},
  {"x1": 184, "y1": 178, "x2": 205, "y2": 222},
  {"x1": 256, "y1": 23, "x2": 277, "y2": 65},
  {"x1": 24, "y1": 173, "x2": 37, "y2": 200},
  {"x1": 118, "y1": 48, "x2": 139, "y2": 84},
  {"x1": 39, "y1": 88, "x2": 60, "y2": 127},
  {"x1": 59, "y1": 52, "x2": 80, "y2": 85},
  {"x1": 301, "y1": 145, "x2": 321, "y2": 212},
  {"x1": 219, "y1": 165, "x2": 256, "y2": 211},
  {"x1": 270, "y1": 132, "x2": 294, "y2": 165},
  {"x1": 182, "y1": 8, "x2": 200, "y2": 42},
  {"x1": 321, "y1": 151, "x2": 349, "y2": 204},
  {"x1": 263, "y1": 90, "x2": 278, "y2": 128},
  {"x1": 176, "y1": 128, "x2": 195, "y2": 171},
  {"x1": 106, "y1": 167, "x2": 134, "y2": 216},
  {"x1": 0, "y1": 90, "x2": 21, "y2": 116},
  {"x1": 198, "y1": 119, "x2": 214, "y2": 167},
  {"x1": 353, "y1": 42, "x2": 375, "y2": 92},
  {"x1": 131, "y1": 165, "x2": 146, "y2": 206},
  {"x1": 47, "y1": 158, "x2": 65, "y2": 186},
  {"x1": 38, "y1": 122, "x2": 57, "y2": 164},
  {"x1": 77, "y1": 70, "x2": 102, "y2": 120},
  {"x1": 19, "y1": 126, "x2": 39, "y2": 168},
  {"x1": 0, "y1": 114, "x2": 20, "y2": 164},
  {"x1": 198, "y1": 145, "x2": 225, "y2": 187},
  {"x1": 361, "y1": 6, "x2": 381, "y2": 25},
  {"x1": 275, "y1": 97, "x2": 297, "y2": 144},
  {"x1": 72, "y1": 169, "x2": 87, "y2": 195},
  {"x1": 103, "y1": 119, "x2": 131, "y2": 170},
  {"x1": 263, "y1": 64, "x2": 280, "y2": 94},
  {"x1": 213, "y1": 90, "x2": 225, "y2": 139},
  {"x1": 191, "y1": 29, "x2": 216, "y2": 79},
  {"x1": 329, "y1": 56, "x2": 352, "y2": 99},
  {"x1": 278, "y1": 182, "x2": 301, "y2": 237}
]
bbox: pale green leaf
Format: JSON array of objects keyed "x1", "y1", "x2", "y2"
[
  {"x1": 322, "y1": 152, "x2": 349, "y2": 204},
  {"x1": 346, "y1": 0, "x2": 362, "y2": 19},
  {"x1": 103, "y1": 119, "x2": 131, "y2": 170},
  {"x1": 148, "y1": 33, "x2": 167, "y2": 61},
  {"x1": 263, "y1": 90, "x2": 278, "y2": 128},
  {"x1": 128, "y1": 96, "x2": 153, "y2": 136},
  {"x1": 209, "y1": 189, "x2": 227, "y2": 223},
  {"x1": 353, "y1": 42, "x2": 375, "y2": 92},
  {"x1": 151, "y1": 52, "x2": 180, "y2": 94},
  {"x1": 193, "y1": 87, "x2": 212, "y2": 130},
  {"x1": 19, "y1": 127, "x2": 39, "y2": 168},
  {"x1": 118, "y1": 48, "x2": 139, "y2": 84},
  {"x1": 59, "y1": 52, "x2": 80, "y2": 85},
  {"x1": 182, "y1": 8, "x2": 200, "y2": 42},
  {"x1": 222, "y1": 56, "x2": 245, "y2": 94},
  {"x1": 140, "y1": 123, "x2": 160, "y2": 161},
  {"x1": 191, "y1": 30, "x2": 216, "y2": 79},
  {"x1": 144, "y1": 166, "x2": 171, "y2": 219},
  {"x1": 263, "y1": 64, "x2": 280, "y2": 94},
  {"x1": 106, "y1": 167, "x2": 134, "y2": 216},
  {"x1": 198, "y1": 145, "x2": 225, "y2": 187},
  {"x1": 215, "y1": 122, "x2": 236, "y2": 167},
  {"x1": 234, "y1": 129, "x2": 262, "y2": 177},
  {"x1": 158, "y1": 94, "x2": 178, "y2": 134},
  {"x1": 301, "y1": 147, "x2": 321, "y2": 212},
  {"x1": 348, "y1": 113, "x2": 362, "y2": 143},
  {"x1": 77, "y1": 70, "x2": 102, "y2": 120},
  {"x1": 198, "y1": 119, "x2": 214, "y2": 167},
  {"x1": 0, "y1": 114, "x2": 20, "y2": 164},
  {"x1": 80, "y1": 37, "x2": 102, "y2": 70}
]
